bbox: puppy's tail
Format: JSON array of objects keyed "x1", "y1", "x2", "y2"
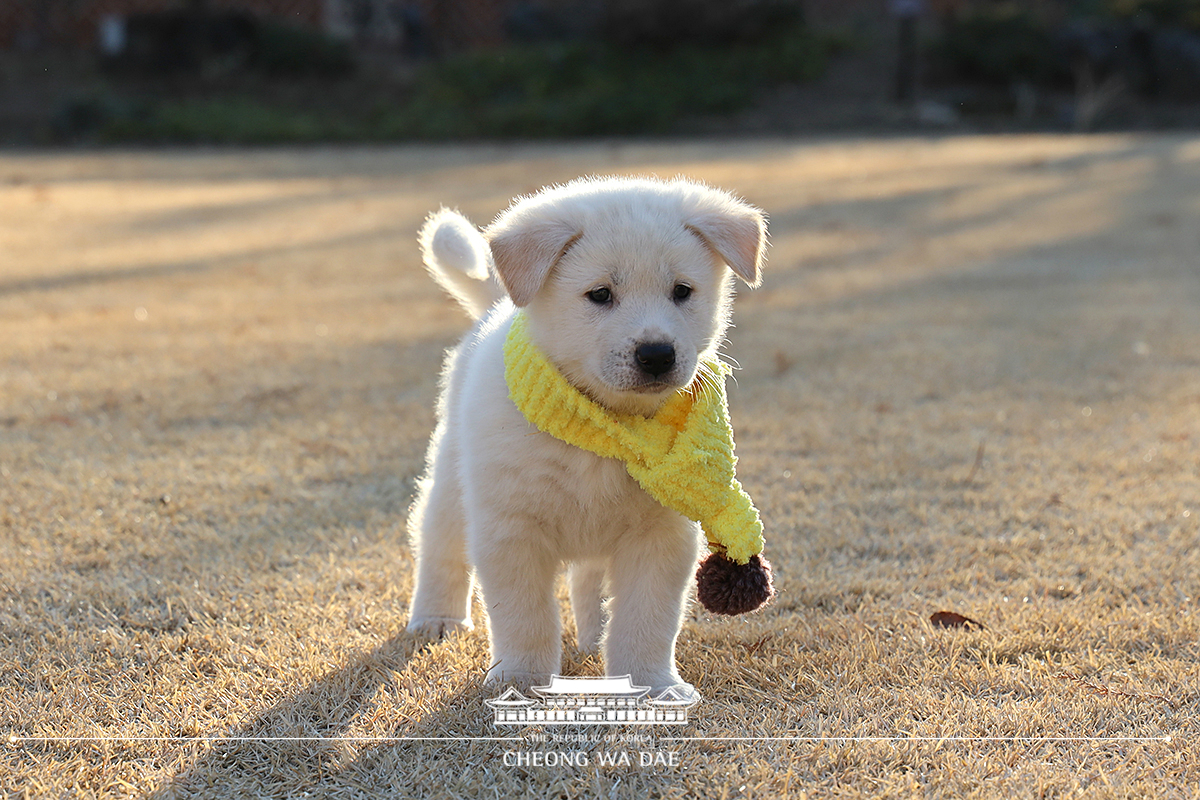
[{"x1": 419, "y1": 209, "x2": 504, "y2": 320}]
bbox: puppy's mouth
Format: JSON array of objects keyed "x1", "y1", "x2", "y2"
[
  {"x1": 630, "y1": 381, "x2": 674, "y2": 394},
  {"x1": 592, "y1": 372, "x2": 687, "y2": 398},
  {"x1": 623, "y1": 369, "x2": 695, "y2": 395}
]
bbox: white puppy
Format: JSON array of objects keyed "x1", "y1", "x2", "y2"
[{"x1": 407, "y1": 176, "x2": 766, "y2": 693}]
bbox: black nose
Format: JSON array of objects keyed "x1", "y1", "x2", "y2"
[{"x1": 635, "y1": 342, "x2": 676, "y2": 377}]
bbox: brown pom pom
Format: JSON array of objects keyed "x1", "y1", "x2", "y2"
[{"x1": 696, "y1": 553, "x2": 774, "y2": 615}]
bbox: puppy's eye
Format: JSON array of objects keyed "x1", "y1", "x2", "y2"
[
  {"x1": 672, "y1": 283, "x2": 692, "y2": 301},
  {"x1": 586, "y1": 287, "x2": 612, "y2": 305}
]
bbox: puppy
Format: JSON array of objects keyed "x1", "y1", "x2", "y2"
[{"x1": 406, "y1": 176, "x2": 766, "y2": 694}]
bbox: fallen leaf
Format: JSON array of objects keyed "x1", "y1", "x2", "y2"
[
  {"x1": 773, "y1": 350, "x2": 793, "y2": 377},
  {"x1": 930, "y1": 611, "x2": 985, "y2": 630}
]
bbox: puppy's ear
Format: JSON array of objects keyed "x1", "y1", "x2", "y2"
[
  {"x1": 487, "y1": 217, "x2": 581, "y2": 307},
  {"x1": 685, "y1": 202, "x2": 767, "y2": 288}
]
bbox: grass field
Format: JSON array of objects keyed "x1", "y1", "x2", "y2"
[{"x1": 1, "y1": 135, "x2": 1199, "y2": 798}]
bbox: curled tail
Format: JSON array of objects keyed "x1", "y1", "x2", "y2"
[{"x1": 419, "y1": 208, "x2": 505, "y2": 320}]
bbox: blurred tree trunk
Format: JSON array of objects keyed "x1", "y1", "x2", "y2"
[{"x1": 185, "y1": 0, "x2": 210, "y2": 73}]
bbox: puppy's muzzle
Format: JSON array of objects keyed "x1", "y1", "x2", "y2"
[{"x1": 635, "y1": 342, "x2": 676, "y2": 378}]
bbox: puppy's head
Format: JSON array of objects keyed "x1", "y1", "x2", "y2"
[{"x1": 486, "y1": 177, "x2": 766, "y2": 416}]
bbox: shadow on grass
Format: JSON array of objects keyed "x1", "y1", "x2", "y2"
[
  {"x1": 146, "y1": 629, "x2": 666, "y2": 797},
  {"x1": 146, "y1": 629, "x2": 505, "y2": 797},
  {"x1": 0, "y1": 220, "x2": 417, "y2": 297}
]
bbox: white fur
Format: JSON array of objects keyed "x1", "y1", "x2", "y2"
[{"x1": 407, "y1": 177, "x2": 766, "y2": 693}]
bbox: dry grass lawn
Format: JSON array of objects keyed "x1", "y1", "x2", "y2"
[{"x1": 2, "y1": 135, "x2": 1199, "y2": 798}]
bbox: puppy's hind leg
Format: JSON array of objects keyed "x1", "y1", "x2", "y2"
[
  {"x1": 568, "y1": 561, "x2": 606, "y2": 653},
  {"x1": 407, "y1": 432, "x2": 473, "y2": 638}
]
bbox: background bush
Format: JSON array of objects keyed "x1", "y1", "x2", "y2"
[
  {"x1": 98, "y1": 18, "x2": 830, "y2": 143},
  {"x1": 378, "y1": 27, "x2": 827, "y2": 139}
]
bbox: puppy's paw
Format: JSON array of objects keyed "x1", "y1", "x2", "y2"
[
  {"x1": 407, "y1": 616, "x2": 472, "y2": 639},
  {"x1": 484, "y1": 669, "x2": 551, "y2": 691},
  {"x1": 630, "y1": 670, "x2": 697, "y2": 698},
  {"x1": 652, "y1": 682, "x2": 700, "y2": 704}
]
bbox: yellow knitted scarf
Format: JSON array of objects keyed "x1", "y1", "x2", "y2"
[{"x1": 503, "y1": 311, "x2": 764, "y2": 566}]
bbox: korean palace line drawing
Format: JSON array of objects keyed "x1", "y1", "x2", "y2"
[{"x1": 486, "y1": 675, "x2": 700, "y2": 726}]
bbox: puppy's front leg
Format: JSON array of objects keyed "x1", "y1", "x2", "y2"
[
  {"x1": 473, "y1": 518, "x2": 561, "y2": 686},
  {"x1": 604, "y1": 512, "x2": 701, "y2": 693}
]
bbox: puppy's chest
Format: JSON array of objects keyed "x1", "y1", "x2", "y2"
[{"x1": 520, "y1": 434, "x2": 663, "y2": 537}]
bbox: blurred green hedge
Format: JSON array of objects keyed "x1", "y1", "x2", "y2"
[
  {"x1": 377, "y1": 32, "x2": 828, "y2": 138},
  {"x1": 98, "y1": 23, "x2": 831, "y2": 143}
]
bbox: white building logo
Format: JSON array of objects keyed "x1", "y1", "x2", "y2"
[{"x1": 486, "y1": 675, "x2": 700, "y2": 726}]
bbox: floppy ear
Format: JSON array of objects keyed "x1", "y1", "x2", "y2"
[
  {"x1": 685, "y1": 203, "x2": 767, "y2": 288},
  {"x1": 486, "y1": 217, "x2": 581, "y2": 307}
]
